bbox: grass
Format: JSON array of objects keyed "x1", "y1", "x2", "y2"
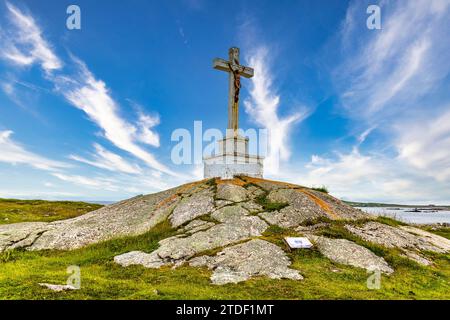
[
  {"x1": 422, "y1": 226, "x2": 450, "y2": 240},
  {"x1": 0, "y1": 217, "x2": 448, "y2": 299},
  {"x1": 311, "y1": 186, "x2": 329, "y2": 194},
  {"x1": 0, "y1": 198, "x2": 103, "y2": 224},
  {"x1": 0, "y1": 200, "x2": 449, "y2": 299}
]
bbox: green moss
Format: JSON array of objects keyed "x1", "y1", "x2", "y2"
[
  {"x1": 242, "y1": 182, "x2": 260, "y2": 189},
  {"x1": 205, "y1": 178, "x2": 217, "y2": 187},
  {"x1": 299, "y1": 216, "x2": 333, "y2": 226},
  {"x1": 255, "y1": 194, "x2": 288, "y2": 212},
  {"x1": 0, "y1": 198, "x2": 102, "y2": 224}
]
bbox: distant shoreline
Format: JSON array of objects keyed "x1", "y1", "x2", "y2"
[{"x1": 345, "y1": 201, "x2": 450, "y2": 210}]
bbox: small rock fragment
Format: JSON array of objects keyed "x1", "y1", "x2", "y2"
[{"x1": 39, "y1": 283, "x2": 77, "y2": 292}]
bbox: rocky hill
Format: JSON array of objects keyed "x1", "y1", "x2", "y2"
[{"x1": 1, "y1": 176, "x2": 449, "y2": 286}]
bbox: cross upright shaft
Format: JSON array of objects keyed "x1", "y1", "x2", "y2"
[{"x1": 213, "y1": 47, "x2": 254, "y2": 135}]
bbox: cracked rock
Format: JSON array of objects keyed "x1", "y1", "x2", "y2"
[
  {"x1": 189, "y1": 239, "x2": 303, "y2": 285},
  {"x1": 170, "y1": 189, "x2": 215, "y2": 227},
  {"x1": 259, "y1": 189, "x2": 329, "y2": 227},
  {"x1": 0, "y1": 222, "x2": 49, "y2": 252},
  {"x1": 345, "y1": 222, "x2": 450, "y2": 265},
  {"x1": 114, "y1": 250, "x2": 166, "y2": 268},
  {"x1": 308, "y1": 235, "x2": 394, "y2": 274},
  {"x1": 114, "y1": 215, "x2": 268, "y2": 267},
  {"x1": 216, "y1": 183, "x2": 248, "y2": 202},
  {"x1": 241, "y1": 201, "x2": 264, "y2": 213},
  {"x1": 211, "y1": 205, "x2": 249, "y2": 222},
  {"x1": 157, "y1": 215, "x2": 268, "y2": 261},
  {"x1": 0, "y1": 189, "x2": 181, "y2": 252},
  {"x1": 346, "y1": 222, "x2": 450, "y2": 254},
  {"x1": 181, "y1": 219, "x2": 215, "y2": 234}
]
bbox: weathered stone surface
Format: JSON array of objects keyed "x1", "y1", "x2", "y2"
[
  {"x1": 181, "y1": 219, "x2": 215, "y2": 234},
  {"x1": 189, "y1": 239, "x2": 302, "y2": 284},
  {"x1": 114, "y1": 214, "x2": 269, "y2": 268},
  {"x1": 345, "y1": 222, "x2": 450, "y2": 265},
  {"x1": 346, "y1": 222, "x2": 450, "y2": 253},
  {"x1": 32, "y1": 191, "x2": 179, "y2": 251},
  {"x1": 248, "y1": 180, "x2": 296, "y2": 192},
  {"x1": 402, "y1": 251, "x2": 433, "y2": 266},
  {"x1": 114, "y1": 251, "x2": 166, "y2": 268},
  {"x1": 241, "y1": 201, "x2": 263, "y2": 213},
  {"x1": 39, "y1": 283, "x2": 78, "y2": 292},
  {"x1": 157, "y1": 215, "x2": 268, "y2": 261},
  {"x1": 308, "y1": 235, "x2": 394, "y2": 274},
  {"x1": 211, "y1": 205, "x2": 248, "y2": 222},
  {"x1": 0, "y1": 222, "x2": 49, "y2": 252},
  {"x1": 245, "y1": 185, "x2": 266, "y2": 200},
  {"x1": 307, "y1": 190, "x2": 367, "y2": 220},
  {"x1": 400, "y1": 226, "x2": 450, "y2": 252},
  {"x1": 215, "y1": 200, "x2": 233, "y2": 209},
  {"x1": 261, "y1": 189, "x2": 329, "y2": 227},
  {"x1": 216, "y1": 183, "x2": 248, "y2": 202},
  {"x1": 0, "y1": 188, "x2": 181, "y2": 252},
  {"x1": 170, "y1": 189, "x2": 215, "y2": 227}
]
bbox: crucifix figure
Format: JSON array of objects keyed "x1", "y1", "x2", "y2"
[{"x1": 213, "y1": 47, "x2": 254, "y2": 136}]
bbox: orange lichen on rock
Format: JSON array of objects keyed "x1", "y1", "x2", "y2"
[
  {"x1": 155, "y1": 193, "x2": 179, "y2": 210},
  {"x1": 215, "y1": 177, "x2": 247, "y2": 187},
  {"x1": 299, "y1": 189, "x2": 339, "y2": 219},
  {"x1": 239, "y1": 176, "x2": 301, "y2": 189}
]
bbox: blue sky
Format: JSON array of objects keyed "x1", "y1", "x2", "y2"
[{"x1": 0, "y1": 0, "x2": 449, "y2": 203}]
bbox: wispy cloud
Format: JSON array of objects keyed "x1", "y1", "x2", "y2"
[
  {"x1": 303, "y1": 0, "x2": 450, "y2": 202},
  {"x1": 2, "y1": 2, "x2": 62, "y2": 73},
  {"x1": 54, "y1": 57, "x2": 174, "y2": 175},
  {"x1": 0, "y1": 130, "x2": 68, "y2": 171},
  {"x1": 244, "y1": 47, "x2": 309, "y2": 174},
  {"x1": 52, "y1": 172, "x2": 118, "y2": 191},
  {"x1": 396, "y1": 107, "x2": 450, "y2": 182},
  {"x1": 0, "y1": 3, "x2": 176, "y2": 177},
  {"x1": 336, "y1": 0, "x2": 450, "y2": 122},
  {"x1": 127, "y1": 99, "x2": 161, "y2": 147},
  {"x1": 69, "y1": 143, "x2": 142, "y2": 175}
]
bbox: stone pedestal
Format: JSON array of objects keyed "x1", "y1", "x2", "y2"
[{"x1": 203, "y1": 135, "x2": 264, "y2": 179}]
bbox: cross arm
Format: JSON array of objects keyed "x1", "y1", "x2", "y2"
[{"x1": 213, "y1": 58, "x2": 254, "y2": 78}]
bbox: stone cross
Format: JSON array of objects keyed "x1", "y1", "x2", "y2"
[{"x1": 213, "y1": 47, "x2": 254, "y2": 135}]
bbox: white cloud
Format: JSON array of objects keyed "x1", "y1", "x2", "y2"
[
  {"x1": 54, "y1": 57, "x2": 174, "y2": 175},
  {"x1": 2, "y1": 2, "x2": 62, "y2": 72},
  {"x1": 336, "y1": 0, "x2": 450, "y2": 122},
  {"x1": 1, "y1": 4, "x2": 175, "y2": 178},
  {"x1": 281, "y1": 147, "x2": 450, "y2": 204},
  {"x1": 52, "y1": 173, "x2": 118, "y2": 191},
  {"x1": 396, "y1": 107, "x2": 450, "y2": 182},
  {"x1": 69, "y1": 143, "x2": 142, "y2": 174},
  {"x1": 303, "y1": 0, "x2": 450, "y2": 203},
  {"x1": 244, "y1": 47, "x2": 309, "y2": 174},
  {"x1": 0, "y1": 130, "x2": 68, "y2": 171},
  {"x1": 0, "y1": 189, "x2": 80, "y2": 200}
]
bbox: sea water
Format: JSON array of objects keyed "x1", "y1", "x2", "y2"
[{"x1": 357, "y1": 207, "x2": 450, "y2": 225}]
